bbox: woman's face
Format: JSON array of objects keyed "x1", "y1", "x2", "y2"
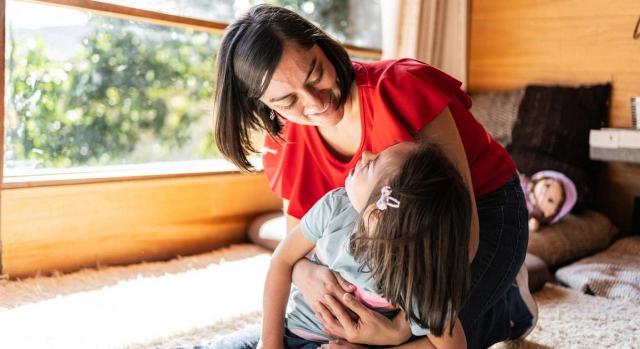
[
  {"x1": 258, "y1": 43, "x2": 344, "y2": 128},
  {"x1": 345, "y1": 142, "x2": 418, "y2": 213}
]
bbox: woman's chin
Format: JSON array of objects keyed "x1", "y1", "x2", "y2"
[{"x1": 313, "y1": 106, "x2": 345, "y2": 128}]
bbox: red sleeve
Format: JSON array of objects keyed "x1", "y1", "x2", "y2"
[
  {"x1": 262, "y1": 126, "x2": 325, "y2": 219},
  {"x1": 262, "y1": 132, "x2": 290, "y2": 202},
  {"x1": 373, "y1": 60, "x2": 469, "y2": 137}
]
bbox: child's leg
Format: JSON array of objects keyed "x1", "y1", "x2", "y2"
[{"x1": 204, "y1": 325, "x2": 260, "y2": 349}]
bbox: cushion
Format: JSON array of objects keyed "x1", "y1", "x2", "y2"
[
  {"x1": 555, "y1": 236, "x2": 640, "y2": 300},
  {"x1": 469, "y1": 88, "x2": 525, "y2": 146},
  {"x1": 527, "y1": 210, "x2": 618, "y2": 268},
  {"x1": 506, "y1": 83, "x2": 612, "y2": 211}
]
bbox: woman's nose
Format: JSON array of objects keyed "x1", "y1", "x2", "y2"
[{"x1": 301, "y1": 88, "x2": 325, "y2": 115}]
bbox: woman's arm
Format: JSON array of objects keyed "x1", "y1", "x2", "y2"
[
  {"x1": 317, "y1": 293, "x2": 412, "y2": 345},
  {"x1": 261, "y1": 224, "x2": 315, "y2": 349},
  {"x1": 417, "y1": 107, "x2": 479, "y2": 261},
  {"x1": 319, "y1": 318, "x2": 467, "y2": 349}
]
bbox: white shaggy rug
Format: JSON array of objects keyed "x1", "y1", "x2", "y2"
[{"x1": 1, "y1": 244, "x2": 639, "y2": 349}]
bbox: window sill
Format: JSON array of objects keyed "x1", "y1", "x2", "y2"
[{"x1": 2, "y1": 158, "x2": 263, "y2": 189}]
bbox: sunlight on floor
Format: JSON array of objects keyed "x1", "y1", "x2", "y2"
[{"x1": 0, "y1": 249, "x2": 270, "y2": 349}]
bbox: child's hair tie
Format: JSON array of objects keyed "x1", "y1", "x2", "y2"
[{"x1": 376, "y1": 186, "x2": 400, "y2": 210}]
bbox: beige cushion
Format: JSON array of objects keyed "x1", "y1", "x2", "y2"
[
  {"x1": 555, "y1": 236, "x2": 640, "y2": 300},
  {"x1": 469, "y1": 88, "x2": 524, "y2": 147},
  {"x1": 527, "y1": 210, "x2": 618, "y2": 268}
]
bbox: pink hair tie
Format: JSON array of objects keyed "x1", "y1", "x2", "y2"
[{"x1": 376, "y1": 186, "x2": 400, "y2": 210}]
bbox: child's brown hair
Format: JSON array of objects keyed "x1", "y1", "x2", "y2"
[{"x1": 350, "y1": 142, "x2": 471, "y2": 337}]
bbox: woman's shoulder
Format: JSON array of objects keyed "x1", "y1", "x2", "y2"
[{"x1": 354, "y1": 58, "x2": 454, "y2": 87}]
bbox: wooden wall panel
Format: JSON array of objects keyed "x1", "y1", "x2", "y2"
[
  {"x1": 469, "y1": 0, "x2": 640, "y2": 232},
  {"x1": 1, "y1": 173, "x2": 281, "y2": 277}
]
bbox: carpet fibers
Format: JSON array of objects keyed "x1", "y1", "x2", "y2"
[{"x1": 1, "y1": 244, "x2": 638, "y2": 348}]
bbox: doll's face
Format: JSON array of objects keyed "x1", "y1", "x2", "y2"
[{"x1": 533, "y1": 178, "x2": 565, "y2": 219}]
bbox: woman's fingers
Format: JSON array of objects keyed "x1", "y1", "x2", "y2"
[
  {"x1": 316, "y1": 302, "x2": 341, "y2": 333},
  {"x1": 323, "y1": 294, "x2": 356, "y2": 329},
  {"x1": 341, "y1": 293, "x2": 374, "y2": 319},
  {"x1": 334, "y1": 272, "x2": 356, "y2": 293},
  {"x1": 316, "y1": 305, "x2": 334, "y2": 337}
]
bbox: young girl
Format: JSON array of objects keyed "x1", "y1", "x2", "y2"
[{"x1": 258, "y1": 141, "x2": 534, "y2": 349}]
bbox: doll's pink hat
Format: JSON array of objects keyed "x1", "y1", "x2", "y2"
[{"x1": 531, "y1": 170, "x2": 577, "y2": 224}]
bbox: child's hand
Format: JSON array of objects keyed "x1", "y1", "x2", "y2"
[{"x1": 320, "y1": 339, "x2": 368, "y2": 349}]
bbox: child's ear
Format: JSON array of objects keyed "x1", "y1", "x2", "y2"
[{"x1": 363, "y1": 204, "x2": 382, "y2": 231}]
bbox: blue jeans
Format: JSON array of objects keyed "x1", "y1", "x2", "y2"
[
  {"x1": 193, "y1": 176, "x2": 532, "y2": 349},
  {"x1": 458, "y1": 175, "x2": 532, "y2": 349},
  {"x1": 184, "y1": 327, "x2": 318, "y2": 349}
]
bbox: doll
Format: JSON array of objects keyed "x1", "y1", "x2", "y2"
[{"x1": 519, "y1": 170, "x2": 577, "y2": 231}]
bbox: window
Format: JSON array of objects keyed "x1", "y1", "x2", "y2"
[
  {"x1": 3, "y1": 0, "x2": 381, "y2": 181},
  {"x1": 98, "y1": 0, "x2": 382, "y2": 49}
]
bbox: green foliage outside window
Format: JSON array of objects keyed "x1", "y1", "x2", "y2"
[
  {"x1": 6, "y1": 17, "x2": 220, "y2": 168},
  {"x1": 4, "y1": 0, "x2": 376, "y2": 170}
]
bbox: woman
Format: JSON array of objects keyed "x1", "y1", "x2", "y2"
[{"x1": 213, "y1": 4, "x2": 536, "y2": 349}]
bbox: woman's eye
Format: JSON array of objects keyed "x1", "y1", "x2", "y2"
[
  {"x1": 548, "y1": 198, "x2": 554, "y2": 203},
  {"x1": 311, "y1": 67, "x2": 324, "y2": 84},
  {"x1": 277, "y1": 98, "x2": 297, "y2": 110}
]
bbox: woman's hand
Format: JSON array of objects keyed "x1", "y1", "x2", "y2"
[
  {"x1": 320, "y1": 339, "x2": 368, "y2": 349},
  {"x1": 291, "y1": 259, "x2": 355, "y2": 313},
  {"x1": 316, "y1": 293, "x2": 412, "y2": 346}
]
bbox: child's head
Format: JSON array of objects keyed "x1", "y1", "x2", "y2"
[
  {"x1": 348, "y1": 141, "x2": 471, "y2": 337},
  {"x1": 345, "y1": 142, "x2": 418, "y2": 212}
]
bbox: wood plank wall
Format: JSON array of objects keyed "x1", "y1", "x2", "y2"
[
  {"x1": 469, "y1": 0, "x2": 640, "y2": 233},
  {"x1": 1, "y1": 173, "x2": 282, "y2": 278}
]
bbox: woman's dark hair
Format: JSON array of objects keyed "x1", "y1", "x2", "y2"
[
  {"x1": 214, "y1": 4, "x2": 355, "y2": 171},
  {"x1": 349, "y1": 142, "x2": 472, "y2": 337}
]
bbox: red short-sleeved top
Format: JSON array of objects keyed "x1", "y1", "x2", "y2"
[{"x1": 263, "y1": 58, "x2": 516, "y2": 219}]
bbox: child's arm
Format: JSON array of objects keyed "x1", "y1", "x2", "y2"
[{"x1": 260, "y1": 224, "x2": 315, "y2": 349}]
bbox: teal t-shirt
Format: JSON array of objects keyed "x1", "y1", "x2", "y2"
[{"x1": 285, "y1": 188, "x2": 430, "y2": 341}]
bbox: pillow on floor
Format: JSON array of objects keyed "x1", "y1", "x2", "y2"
[
  {"x1": 527, "y1": 210, "x2": 618, "y2": 268},
  {"x1": 469, "y1": 88, "x2": 525, "y2": 146},
  {"x1": 555, "y1": 236, "x2": 640, "y2": 300},
  {"x1": 507, "y1": 83, "x2": 612, "y2": 211}
]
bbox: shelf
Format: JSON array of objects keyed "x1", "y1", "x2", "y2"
[
  {"x1": 589, "y1": 129, "x2": 640, "y2": 164},
  {"x1": 590, "y1": 147, "x2": 640, "y2": 164}
]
